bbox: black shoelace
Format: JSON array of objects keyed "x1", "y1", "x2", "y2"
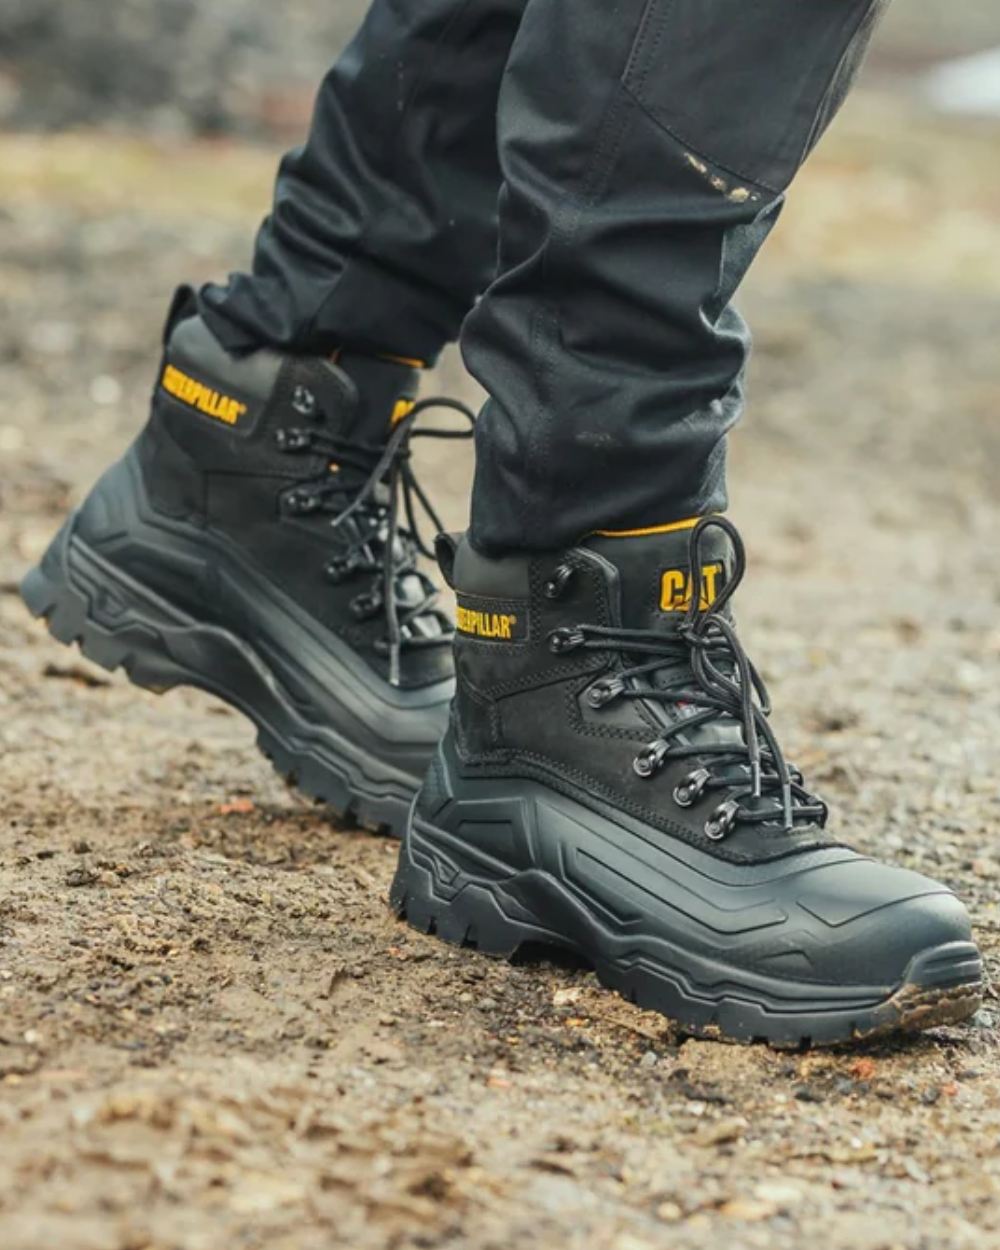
[
  {"x1": 547, "y1": 516, "x2": 827, "y2": 840},
  {"x1": 277, "y1": 388, "x2": 476, "y2": 686}
]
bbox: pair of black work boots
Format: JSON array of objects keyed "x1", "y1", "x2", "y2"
[{"x1": 23, "y1": 292, "x2": 982, "y2": 1047}]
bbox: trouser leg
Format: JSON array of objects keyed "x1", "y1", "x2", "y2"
[
  {"x1": 200, "y1": 0, "x2": 527, "y2": 363},
  {"x1": 463, "y1": 0, "x2": 889, "y2": 553}
]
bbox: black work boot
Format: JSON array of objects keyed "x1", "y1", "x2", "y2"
[
  {"x1": 21, "y1": 287, "x2": 472, "y2": 834},
  {"x1": 392, "y1": 516, "x2": 982, "y2": 1044}
]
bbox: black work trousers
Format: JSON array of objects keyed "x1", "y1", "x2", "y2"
[{"x1": 200, "y1": 0, "x2": 887, "y2": 554}]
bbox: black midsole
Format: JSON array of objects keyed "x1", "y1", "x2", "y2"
[
  {"x1": 405, "y1": 817, "x2": 980, "y2": 1010},
  {"x1": 391, "y1": 733, "x2": 982, "y2": 1041},
  {"x1": 393, "y1": 817, "x2": 981, "y2": 1044}
]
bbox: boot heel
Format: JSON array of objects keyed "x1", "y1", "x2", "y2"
[
  {"x1": 20, "y1": 520, "x2": 193, "y2": 694},
  {"x1": 391, "y1": 817, "x2": 570, "y2": 959},
  {"x1": 22, "y1": 514, "x2": 423, "y2": 836}
]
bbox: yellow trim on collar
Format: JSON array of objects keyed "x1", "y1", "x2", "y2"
[{"x1": 592, "y1": 516, "x2": 704, "y2": 539}]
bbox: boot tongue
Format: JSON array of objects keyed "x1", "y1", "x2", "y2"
[
  {"x1": 327, "y1": 351, "x2": 421, "y2": 446},
  {"x1": 584, "y1": 521, "x2": 735, "y2": 635},
  {"x1": 314, "y1": 353, "x2": 440, "y2": 639},
  {"x1": 303, "y1": 352, "x2": 420, "y2": 497},
  {"x1": 586, "y1": 522, "x2": 805, "y2": 830},
  {"x1": 585, "y1": 522, "x2": 741, "y2": 744}
]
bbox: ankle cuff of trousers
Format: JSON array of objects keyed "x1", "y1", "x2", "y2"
[{"x1": 196, "y1": 267, "x2": 457, "y2": 365}]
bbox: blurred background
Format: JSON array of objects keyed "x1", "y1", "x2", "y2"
[
  {"x1": 1, "y1": 1, "x2": 999, "y2": 135},
  {"x1": 1, "y1": 0, "x2": 999, "y2": 530},
  {"x1": 1, "y1": 6, "x2": 1000, "y2": 1250},
  {"x1": 1, "y1": 0, "x2": 999, "y2": 518}
]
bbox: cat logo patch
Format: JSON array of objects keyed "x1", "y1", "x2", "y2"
[
  {"x1": 456, "y1": 596, "x2": 528, "y2": 643},
  {"x1": 660, "y1": 562, "x2": 724, "y2": 613},
  {"x1": 160, "y1": 363, "x2": 248, "y2": 426}
]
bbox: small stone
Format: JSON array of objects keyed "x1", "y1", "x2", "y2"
[
  {"x1": 719, "y1": 1198, "x2": 776, "y2": 1221},
  {"x1": 65, "y1": 867, "x2": 98, "y2": 888},
  {"x1": 902, "y1": 1158, "x2": 929, "y2": 1184},
  {"x1": 656, "y1": 1201, "x2": 684, "y2": 1222},
  {"x1": 553, "y1": 987, "x2": 582, "y2": 1007},
  {"x1": 754, "y1": 1181, "x2": 802, "y2": 1208},
  {"x1": 696, "y1": 1116, "x2": 745, "y2": 1146}
]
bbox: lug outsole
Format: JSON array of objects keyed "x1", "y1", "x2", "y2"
[
  {"x1": 20, "y1": 534, "x2": 416, "y2": 837},
  {"x1": 255, "y1": 729, "x2": 406, "y2": 835},
  {"x1": 390, "y1": 828, "x2": 984, "y2": 1049}
]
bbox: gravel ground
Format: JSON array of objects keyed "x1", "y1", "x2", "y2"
[{"x1": 2, "y1": 59, "x2": 1000, "y2": 1250}]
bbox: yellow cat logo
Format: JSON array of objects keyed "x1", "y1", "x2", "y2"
[
  {"x1": 161, "y1": 364, "x2": 248, "y2": 426},
  {"x1": 660, "y1": 562, "x2": 724, "y2": 612},
  {"x1": 456, "y1": 607, "x2": 518, "y2": 640}
]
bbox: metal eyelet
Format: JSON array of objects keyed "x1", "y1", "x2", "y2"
[
  {"x1": 287, "y1": 489, "x2": 320, "y2": 515},
  {"x1": 292, "y1": 385, "x2": 318, "y2": 417},
  {"x1": 673, "y1": 767, "x2": 711, "y2": 808},
  {"x1": 704, "y1": 799, "x2": 740, "y2": 841},
  {"x1": 548, "y1": 627, "x2": 584, "y2": 654},
  {"x1": 633, "y1": 741, "x2": 667, "y2": 779},
  {"x1": 275, "y1": 427, "x2": 311, "y2": 452},
  {"x1": 586, "y1": 679, "x2": 622, "y2": 710},
  {"x1": 324, "y1": 557, "x2": 356, "y2": 584},
  {"x1": 350, "y1": 591, "x2": 382, "y2": 620},
  {"x1": 544, "y1": 564, "x2": 574, "y2": 599}
]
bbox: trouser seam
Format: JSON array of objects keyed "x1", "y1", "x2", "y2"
[
  {"x1": 623, "y1": 0, "x2": 879, "y2": 195},
  {"x1": 304, "y1": 0, "x2": 479, "y2": 353},
  {"x1": 523, "y1": 77, "x2": 641, "y2": 541},
  {"x1": 620, "y1": 80, "x2": 778, "y2": 195}
]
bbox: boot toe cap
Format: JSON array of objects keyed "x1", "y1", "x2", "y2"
[{"x1": 787, "y1": 857, "x2": 976, "y2": 989}]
